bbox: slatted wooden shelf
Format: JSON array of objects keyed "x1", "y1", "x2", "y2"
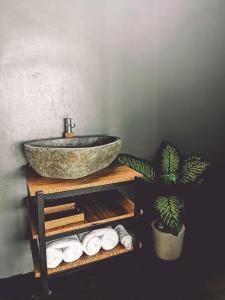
[
  {"x1": 27, "y1": 190, "x2": 135, "y2": 239},
  {"x1": 44, "y1": 210, "x2": 85, "y2": 230},
  {"x1": 26, "y1": 165, "x2": 143, "y2": 196},
  {"x1": 34, "y1": 244, "x2": 132, "y2": 278},
  {"x1": 44, "y1": 202, "x2": 76, "y2": 215}
]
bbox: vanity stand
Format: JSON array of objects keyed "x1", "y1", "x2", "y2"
[{"x1": 25, "y1": 165, "x2": 144, "y2": 299}]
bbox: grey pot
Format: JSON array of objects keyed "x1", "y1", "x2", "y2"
[
  {"x1": 24, "y1": 136, "x2": 122, "y2": 179},
  {"x1": 151, "y1": 219, "x2": 185, "y2": 261}
]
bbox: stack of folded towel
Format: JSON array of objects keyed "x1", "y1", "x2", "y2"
[{"x1": 46, "y1": 225, "x2": 133, "y2": 269}]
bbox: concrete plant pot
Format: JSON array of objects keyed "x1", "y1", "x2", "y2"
[{"x1": 151, "y1": 220, "x2": 185, "y2": 261}]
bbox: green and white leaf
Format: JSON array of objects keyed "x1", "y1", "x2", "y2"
[
  {"x1": 117, "y1": 153, "x2": 155, "y2": 183},
  {"x1": 180, "y1": 154, "x2": 210, "y2": 184},
  {"x1": 154, "y1": 196, "x2": 183, "y2": 235},
  {"x1": 161, "y1": 144, "x2": 180, "y2": 184}
]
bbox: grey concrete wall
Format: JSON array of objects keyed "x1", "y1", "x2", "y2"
[{"x1": 0, "y1": 0, "x2": 225, "y2": 277}]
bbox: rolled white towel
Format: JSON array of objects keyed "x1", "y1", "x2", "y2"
[
  {"x1": 97, "y1": 227, "x2": 119, "y2": 251},
  {"x1": 62, "y1": 236, "x2": 83, "y2": 263},
  {"x1": 46, "y1": 235, "x2": 80, "y2": 250},
  {"x1": 46, "y1": 248, "x2": 63, "y2": 269},
  {"x1": 115, "y1": 225, "x2": 133, "y2": 250},
  {"x1": 78, "y1": 231, "x2": 102, "y2": 256}
]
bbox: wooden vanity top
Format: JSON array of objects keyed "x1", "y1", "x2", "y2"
[{"x1": 26, "y1": 165, "x2": 143, "y2": 196}]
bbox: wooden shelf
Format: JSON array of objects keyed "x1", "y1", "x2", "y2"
[
  {"x1": 28, "y1": 190, "x2": 135, "y2": 239},
  {"x1": 34, "y1": 244, "x2": 133, "y2": 278},
  {"x1": 26, "y1": 165, "x2": 143, "y2": 196}
]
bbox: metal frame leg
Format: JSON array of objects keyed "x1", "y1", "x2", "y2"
[
  {"x1": 134, "y1": 177, "x2": 144, "y2": 251},
  {"x1": 36, "y1": 191, "x2": 50, "y2": 299},
  {"x1": 132, "y1": 178, "x2": 144, "y2": 299}
]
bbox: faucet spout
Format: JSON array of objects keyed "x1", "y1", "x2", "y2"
[{"x1": 64, "y1": 118, "x2": 75, "y2": 138}]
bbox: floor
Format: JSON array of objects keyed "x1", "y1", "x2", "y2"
[
  {"x1": 0, "y1": 251, "x2": 225, "y2": 300},
  {"x1": 202, "y1": 291, "x2": 225, "y2": 300}
]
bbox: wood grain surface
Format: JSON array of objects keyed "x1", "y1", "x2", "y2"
[
  {"x1": 34, "y1": 244, "x2": 132, "y2": 278},
  {"x1": 28, "y1": 190, "x2": 134, "y2": 239},
  {"x1": 26, "y1": 165, "x2": 143, "y2": 196}
]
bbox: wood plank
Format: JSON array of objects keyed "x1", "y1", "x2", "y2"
[
  {"x1": 28, "y1": 190, "x2": 134, "y2": 239},
  {"x1": 45, "y1": 211, "x2": 85, "y2": 230},
  {"x1": 26, "y1": 165, "x2": 143, "y2": 196},
  {"x1": 44, "y1": 203, "x2": 76, "y2": 215},
  {"x1": 34, "y1": 244, "x2": 132, "y2": 278},
  {"x1": 27, "y1": 201, "x2": 38, "y2": 240}
]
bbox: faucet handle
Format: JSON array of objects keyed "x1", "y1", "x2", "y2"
[{"x1": 71, "y1": 123, "x2": 75, "y2": 128}]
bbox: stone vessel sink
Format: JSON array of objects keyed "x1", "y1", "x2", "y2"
[{"x1": 24, "y1": 136, "x2": 122, "y2": 179}]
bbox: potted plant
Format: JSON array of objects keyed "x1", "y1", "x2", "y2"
[{"x1": 116, "y1": 142, "x2": 210, "y2": 261}]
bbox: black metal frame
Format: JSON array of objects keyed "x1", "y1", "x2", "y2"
[{"x1": 27, "y1": 177, "x2": 143, "y2": 299}]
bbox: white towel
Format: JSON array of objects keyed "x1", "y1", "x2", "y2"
[
  {"x1": 115, "y1": 225, "x2": 133, "y2": 250},
  {"x1": 47, "y1": 235, "x2": 80, "y2": 250},
  {"x1": 78, "y1": 231, "x2": 102, "y2": 256},
  {"x1": 46, "y1": 235, "x2": 83, "y2": 264},
  {"x1": 79, "y1": 227, "x2": 119, "y2": 255},
  {"x1": 97, "y1": 227, "x2": 119, "y2": 251},
  {"x1": 62, "y1": 236, "x2": 83, "y2": 263},
  {"x1": 46, "y1": 248, "x2": 63, "y2": 269}
]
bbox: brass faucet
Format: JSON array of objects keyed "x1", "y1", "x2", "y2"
[{"x1": 64, "y1": 118, "x2": 75, "y2": 138}]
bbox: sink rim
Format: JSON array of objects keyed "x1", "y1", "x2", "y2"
[{"x1": 24, "y1": 135, "x2": 121, "y2": 151}]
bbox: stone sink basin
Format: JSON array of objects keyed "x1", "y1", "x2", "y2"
[{"x1": 24, "y1": 136, "x2": 122, "y2": 179}]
